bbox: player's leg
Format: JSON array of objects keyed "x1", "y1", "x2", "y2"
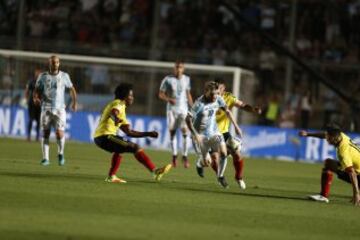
[
  {"x1": 54, "y1": 109, "x2": 67, "y2": 166},
  {"x1": 35, "y1": 106, "x2": 41, "y2": 141},
  {"x1": 180, "y1": 116, "x2": 190, "y2": 168},
  {"x1": 217, "y1": 141, "x2": 229, "y2": 188},
  {"x1": 40, "y1": 110, "x2": 51, "y2": 165},
  {"x1": 309, "y1": 158, "x2": 338, "y2": 202},
  {"x1": 167, "y1": 111, "x2": 178, "y2": 166},
  {"x1": 27, "y1": 105, "x2": 33, "y2": 141},
  {"x1": 94, "y1": 135, "x2": 126, "y2": 183}
]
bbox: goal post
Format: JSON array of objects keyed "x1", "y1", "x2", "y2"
[{"x1": 0, "y1": 49, "x2": 256, "y2": 124}]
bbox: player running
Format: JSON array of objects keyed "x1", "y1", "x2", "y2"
[
  {"x1": 159, "y1": 60, "x2": 193, "y2": 168},
  {"x1": 299, "y1": 123, "x2": 360, "y2": 205},
  {"x1": 186, "y1": 81, "x2": 242, "y2": 188},
  {"x1": 94, "y1": 83, "x2": 172, "y2": 183},
  {"x1": 33, "y1": 55, "x2": 77, "y2": 166},
  {"x1": 209, "y1": 79, "x2": 262, "y2": 189}
]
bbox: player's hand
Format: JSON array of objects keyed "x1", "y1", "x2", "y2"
[
  {"x1": 147, "y1": 131, "x2": 158, "y2": 138},
  {"x1": 168, "y1": 98, "x2": 176, "y2": 105},
  {"x1": 71, "y1": 102, "x2": 77, "y2": 112},
  {"x1": 254, "y1": 106, "x2": 262, "y2": 115},
  {"x1": 33, "y1": 97, "x2": 41, "y2": 106},
  {"x1": 352, "y1": 193, "x2": 360, "y2": 206},
  {"x1": 298, "y1": 130, "x2": 308, "y2": 137}
]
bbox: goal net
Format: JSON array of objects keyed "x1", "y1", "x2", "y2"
[{"x1": 0, "y1": 49, "x2": 256, "y2": 124}]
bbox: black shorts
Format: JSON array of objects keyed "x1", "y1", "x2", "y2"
[
  {"x1": 336, "y1": 162, "x2": 360, "y2": 183},
  {"x1": 94, "y1": 135, "x2": 136, "y2": 154},
  {"x1": 28, "y1": 103, "x2": 41, "y2": 120}
]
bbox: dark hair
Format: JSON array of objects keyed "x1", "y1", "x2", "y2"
[
  {"x1": 325, "y1": 123, "x2": 341, "y2": 136},
  {"x1": 214, "y1": 78, "x2": 225, "y2": 85},
  {"x1": 114, "y1": 83, "x2": 133, "y2": 100},
  {"x1": 175, "y1": 59, "x2": 184, "y2": 65},
  {"x1": 205, "y1": 81, "x2": 219, "y2": 91}
]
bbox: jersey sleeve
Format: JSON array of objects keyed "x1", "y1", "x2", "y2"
[
  {"x1": 228, "y1": 93, "x2": 237, "y2": 107},
  {"x1": 112, "y1": 104, "x2": 129, "y2": 126},
  {"x1": 35, "y1": 73, "x2": 45, "y2": 90},
  {"x1": 64, "y1": 73, "x2": 73, "y2": 88},
  {"x1": 159, "y1": 77, "x2": 168, "y2": 92},
  {"x1": 218, "y1": 96, "x2": 226, "y2": 108},
  {"x1": 190, "y1": 100, "x2": 201, "y2": 118},
  {"x1": 186, "y1": 76, "x2": 191, "y2": 90}
]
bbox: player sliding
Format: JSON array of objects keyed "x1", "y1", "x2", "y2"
[
  {"x1": 299, "y1": 123, "x2": 360, "y2": 205},
  {"x1": 93, "y1": 83, "x2": 172, "y2": 183},
  {"x1": 208, "y1": 79, "x2": 261, "y2": 189},
  {"x1": 186, "y1": 81, "x2": 242, "y2": 188}
]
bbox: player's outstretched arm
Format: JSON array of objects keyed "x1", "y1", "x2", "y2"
[
  {"x1": 234, "y1": 100, "x2": 262, "y2": 115},
  {"x1": 186, "y1": 90, "x2": 193, "y2": 107},
  {"x1": 298, "y1": 130, "x2": 326, "y2": 139},
  {"x1": 224, "y1": 107, "x2": 242, "y2": 138},
  {"x1": 120, "y1": 124, "x2": 158, "y2": 138},
  {"x1": 185, "y1": 114, "x2": 201, "y2": 144}
]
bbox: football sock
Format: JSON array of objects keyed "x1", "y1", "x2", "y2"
[
  {"x1": 170, "y1": 135, "x2": 177, "y2": 156},
  {"x1": 233, "y1": 155, "x2": 244, "y2": 180},
  {"x1": 196, "y1": 157, "x2": 203, "y2": 168},
  {"x1": 41, "y1": 137, "x2": 49, "y2": 160},
  {"x1": 217, "y1": 155, "x2": 228, "y2": 178},
  {"x1": 182, "y1": 134, "x2": 188, "y2": 157},
  {"x1": 57, "y1": 137, "x2": 65, "y2": 155},
  {"x1": 109, "y1": 153, "x2": 122, "y2": 176},
  {"x1": 134, "y1": 149, "x2": 156, "y2": 172},
  {"x1": 320, "y1": 169, "x2": 333, "y2": 198}
]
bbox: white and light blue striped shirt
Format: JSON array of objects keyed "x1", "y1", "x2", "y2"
[
  {"x1": 35, "y1": 71, "x2": 73, "y2": 111},
  {"x1": 190, "y1": 95, "x2": 226, "y2": 137},
  {"x1": 159, "y1": 74, "x2": 191, "y2": 114}
]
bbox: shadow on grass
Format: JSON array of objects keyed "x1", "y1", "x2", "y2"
[{"x1": 0, "y1": 170, "x2": 99, "y2": 182}]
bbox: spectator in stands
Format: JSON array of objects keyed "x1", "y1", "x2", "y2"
[{"x1": 258, "y1": 45, "x2": 277, "y2": 93}]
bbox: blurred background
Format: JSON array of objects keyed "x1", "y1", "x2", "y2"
[{"x1": 1, "y1": 0, "x2": 360, "y2": 131}]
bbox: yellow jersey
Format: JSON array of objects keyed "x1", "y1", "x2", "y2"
[
  {"x1": 337, "y1": 132, "x2": 360, "y2": 173},
  {"x1": 216, "y1": 92, "x2": 237, "y2": 134},
  {"x1": 94, "y1": 99, "x2": 129, "y2": 138}
]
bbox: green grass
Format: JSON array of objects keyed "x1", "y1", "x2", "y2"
[{"x1": 0, "y1": 138, "x2": 359, "y2": 240}]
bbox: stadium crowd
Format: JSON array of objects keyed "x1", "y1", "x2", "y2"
[{"x1": 1, "y1": 0, "x2": 360, "y2": 130}]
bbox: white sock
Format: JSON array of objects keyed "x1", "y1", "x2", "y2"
[
  {"x1": 182, "y1": 134, "x2": 188, "y2": 157},
  {"x1": 57, "y1": 137, "x2": 65, "y2": 155},
  {"x1": 196, "y1": 157, "x2": 203, "y2": 168},
  {"x1": 217, "y1": 155, "x2": 228, "y2": 177},
  {"x1": 41, "y1": 138, "x2": 49, "y2": 160},
  {"x1": 170, "y1": 135, "x2": 177, "y2": 156}
]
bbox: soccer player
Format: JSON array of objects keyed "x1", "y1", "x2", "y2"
[
  {"x1": 94, "y1": 83, "x2": 172, "y2": 183},
  {"x1": 210, "y1": 79, "x2": 262, "y2": 189},
  {"x1": 186, "y1": 81, "x2": 242, "y2": 188},
  {"x1": 299, "y1": 123, "x2": 360, "y2": 205},
  {"x1": 159, "y1": 60, "x2": 193, "y2": 168},
  {"x1": 33, "y1": 55, "x2": 77, "y2": 166},
  {"x1": 24, "y1": 68, "x2": 42, "y2": 141}
]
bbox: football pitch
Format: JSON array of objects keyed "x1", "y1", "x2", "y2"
[{"x1": 0, "y1": 138, "x2": 358, "y2": 240}]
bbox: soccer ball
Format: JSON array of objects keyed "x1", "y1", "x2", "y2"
[{"x1": 226, "y1": 136, "x2": 242, "y2": 152}]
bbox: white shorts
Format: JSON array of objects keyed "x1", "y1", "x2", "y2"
[
  {"x1": 225, "y1": 135, "x2": 243, "y2": 153},
  {"x1": 40, "y1": 109, "x2": 66, "y2": 131},
  {"x1": 193, "y1": 134, "x2": 225, "y2": 162},
  {"x1": 167, "y1": 110, "x2": 187, "y2": 131}
]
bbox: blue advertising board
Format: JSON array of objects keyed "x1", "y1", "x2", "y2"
[{"x1": 1, "y1": 105, "x2": 359, "y2": 163}]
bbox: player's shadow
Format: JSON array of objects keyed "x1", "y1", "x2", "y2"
[{"x1": 164, "y1": 183, "x2": 314, "y2": 202}]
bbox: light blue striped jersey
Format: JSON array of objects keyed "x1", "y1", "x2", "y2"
[
  {"x1": 35, "y1": 71, "x2": 73, "y2": 110},
  {"x1": 190, "y1": 95, "x2": 226, "y2": 137},
  {"x1": 159, "y1": 74, "x2": 191, "y2": 114}
]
